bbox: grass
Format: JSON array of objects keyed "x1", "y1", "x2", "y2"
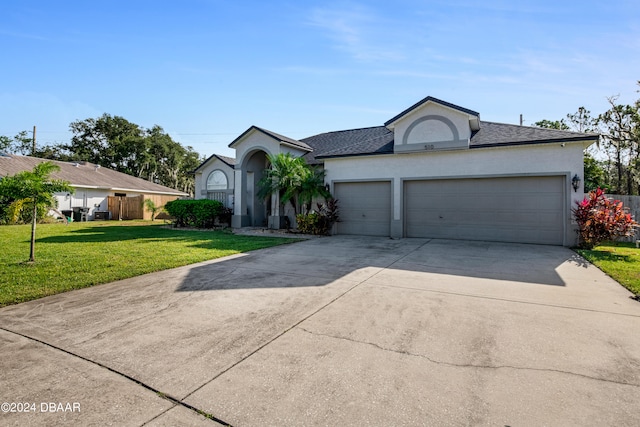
[
  {"x1": 0, "y1": 221, "x2": 301, "y2": 307},
  {"x1": 575, "y1": 241, "x2": 640, "y2": 296}
]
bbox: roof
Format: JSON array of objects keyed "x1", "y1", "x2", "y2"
[
  {"x1": 228, "y1": 125, "x2": 312, "y2": 152},
  {"x1": 309, "y1": 121, "x2": 597, "y2": 160},
  {"x1": 385, "y1": 96, "x2": 480, "y2": 127},
  {"x1": 199, "y1": 97, "x2": 600, "y2": 164},
  {"x1": 470, "y1": 121, "x2": 599, "y2": 148},
  {"x1": 193, "y1": 153, "x2": 236, "y2": 173},
  {"x1": 301, "y1": 126, "x2": 394, "y2": 162},
  {"x1": 0, "y1": 155, "x2": 189, "y2": 196}
]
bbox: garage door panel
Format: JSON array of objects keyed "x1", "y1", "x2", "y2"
[
  {"x1": 335, "y1": 182, "x2": 391, "y2": 237},
  {"x1": 404, "y1": 176, "x2": 564, "y2": 245}
]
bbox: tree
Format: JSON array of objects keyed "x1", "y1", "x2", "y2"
[
  {"x1": 0, "y1": 162, "x2": 74, "y2": 262},
  {"x1": 534, "y1": 119, "x2": 570, "y2": 130},
  {"x1": 66, "y1": 116, "x2": 200, "y2": 195},
  {"x1": 258, "y1": 153, "x2": 308, "y2": 215},
  {"x1": 596, "y1": 96, "x2": 639, "y2": 194},
  {"x1": 298, "y1": 165, "x2": 331, "y2": 214},
  {"x1": 257, "y1": 153, "x2": 331, "y2": 217},
  {"x1": 567, "y1": 107, "x2": 596, "y2": 133},
  {"x1": 583, "y1": 153, "x2": 608, "y2": 192}
]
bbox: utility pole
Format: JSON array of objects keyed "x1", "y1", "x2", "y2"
[
  {"x1": 519, "y1": 114, "x2": 523, "y2": 126},
  {"x1": 32, "y1": 125, "x2": 36, "y2": 156}
]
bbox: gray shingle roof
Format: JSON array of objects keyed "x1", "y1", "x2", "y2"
[
  {"x1": 301, "y1": 126, "x2": 394, "y2": 163},
  {"x1": 0, "y1": 155, "x2": 189, "y2": 195},
  {"x1": 470, "y1": 121, "x2": 599, "y2": 148},
  {"x1": 202, "y1": 97, "x2": 600, "y2": 165}
]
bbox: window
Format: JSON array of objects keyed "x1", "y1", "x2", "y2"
[{"x1": 207, "y1": 170, "x2": 228, "y2": 191}]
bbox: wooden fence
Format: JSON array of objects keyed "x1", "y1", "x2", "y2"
[
  {"x1": 107, "y1": 195, "x2": 144, "y2": 220},
  {"x1": 106, "y1": 194, "x2": 181, "y2": 220}
]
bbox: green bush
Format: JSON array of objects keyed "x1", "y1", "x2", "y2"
[
  {"x1": 296, "y1": 199, "x2": 339, "y2": 235},
  {"x1": 217, "y1": 207, "x2": 233, "y2": 226},
  {"x1": 164, "y1": 199, "x2": 224, "y2": 228}
]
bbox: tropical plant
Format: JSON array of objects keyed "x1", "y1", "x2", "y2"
[
  {"x1": 258, "y1": 153, "x2": 331, "y2": 218},
  {"x1": 296, "y1": 200, "x2": 340, "y2": 235},
  {"x1": 573, "y1": 188, "x2": 638, "y2": 249},
  {"x1": 0, "y1": 161, "x2": 74, "y2": 262},
  {"x1": 144, "y1": 198, "x2": 162, "y2": 221}
]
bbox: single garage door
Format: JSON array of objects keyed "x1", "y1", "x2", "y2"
[
  {"x1": 334, "y1": 181, "x2": 391, "y2": 236},
  {"x1": 404, "y1": 176, "x2": 565, "y2": 245}
]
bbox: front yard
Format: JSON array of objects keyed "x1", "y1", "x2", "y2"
[
  {"x1": 576, "y1": 242, "x2": 640, "y2": 296},
  {"x1": 0, "y1": 221, "x2": 300, "y2": 307}
]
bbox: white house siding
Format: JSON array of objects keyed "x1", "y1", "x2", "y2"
[
  {"x1": 324, "y1": 142, "x2": 586, "y2": 245},
  {"x1": 54, "y1": 188, "x2": 110, "y2": 220}
]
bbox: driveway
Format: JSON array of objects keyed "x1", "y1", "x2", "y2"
[{"x1": 1, "y1": 236, "x2": 639, "y2": 426}]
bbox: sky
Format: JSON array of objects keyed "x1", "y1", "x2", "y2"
[{"x1": 1, "y1": 0, "x2": 639, "y2": 159}]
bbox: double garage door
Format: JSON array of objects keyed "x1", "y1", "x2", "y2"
[{"x1": 335, "y1": 176, "x2": 565, "y2": 245}]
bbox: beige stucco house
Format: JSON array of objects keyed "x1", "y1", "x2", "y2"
[{"x1": 194, "y1": 96, "x2": 598, "y2": 246}]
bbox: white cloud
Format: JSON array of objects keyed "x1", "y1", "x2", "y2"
[{"x1": 307, "y1": 4, "x2": 404, "y2": 62}]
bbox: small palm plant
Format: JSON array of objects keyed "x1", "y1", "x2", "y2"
[{"x1": 144, "y1": 198, "x2": 163, "y2": 221}]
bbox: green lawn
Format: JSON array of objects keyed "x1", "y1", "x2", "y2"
[
  {"x1": 0, "y1": 221, "x2": 300, "y2": 307},
  {"x1": 575, "y1": 242, "x2": 640, "y2": 296}
]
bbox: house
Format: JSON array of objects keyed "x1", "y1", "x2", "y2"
[
  {"x1": 0, "y1": 154, "x2": 188, "y2": 220},
  {"x1": 193, "y1": 96, "x2": 599, "y2": 246}
]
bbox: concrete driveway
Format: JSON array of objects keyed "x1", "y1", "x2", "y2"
[{"x1": 1, "y1": 236, "x2": 639, "y2": 426}]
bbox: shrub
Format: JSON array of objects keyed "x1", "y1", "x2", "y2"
[
  {"x1": 164, "y1": 199, "x2": 224, "y2": 228},
  {"x1": 217, "y1": 207, "x2": 233, "y2": 226},
  {"x1": 573, "y1": 188, "x2": 638, "y2": 249},
  {"x1": 296, "y1": 199, "x2": 339, "y2": 235}
]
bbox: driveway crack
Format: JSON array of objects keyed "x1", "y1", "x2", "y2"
[
  {"x1": 0, "y1": 326, "x2": 233, "y2": 426},
  {"x1": 177, "y1": 240, "x2": 434, "y2": 402},
  {"x1": 296, "y1": 326, "x2": 640, "y2": 388}
]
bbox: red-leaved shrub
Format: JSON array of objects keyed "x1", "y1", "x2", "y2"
[{"x1": 573, "y1": 188, "x2": 638, "y2": 249}]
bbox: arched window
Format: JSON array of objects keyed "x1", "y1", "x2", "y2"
[{"x1": 207, "y1": 170, "x2": 228, "y2": 191}]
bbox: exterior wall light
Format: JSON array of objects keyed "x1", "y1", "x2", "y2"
[{"x1": 571, "y1": 174, "x2": 581, "y2": 192}]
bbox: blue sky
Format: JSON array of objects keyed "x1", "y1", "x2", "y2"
[{"x1": 1, "y1": 0, "x2": 638, "y2": 158}]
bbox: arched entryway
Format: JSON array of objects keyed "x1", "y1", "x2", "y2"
[{"x1": 232, "y1": 149, "x2": 273, "y2": 228}]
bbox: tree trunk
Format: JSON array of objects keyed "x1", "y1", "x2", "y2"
[{"x1": 30, "y1": 201, "x2": 37, "y2": 262}]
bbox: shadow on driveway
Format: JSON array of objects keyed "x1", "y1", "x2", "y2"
[{"x1": 175, "y1": 237, "x2": 571, "y2": 292}]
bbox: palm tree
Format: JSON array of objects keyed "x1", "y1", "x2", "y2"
[
  {"x1": 298, "y1": 165, "x2": 331, "y2": 214},
  {"x1": 0, "y1": 161, "x2": 73, "y2": 262},
  {"x1": 258, "y1": 153, "x2": 307, "y2": 215}
]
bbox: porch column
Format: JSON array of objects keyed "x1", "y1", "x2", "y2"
[
  {"x1": 268, "y1": 192, "x2": 284, "y2": 229},
  {"x1": 232, "y1": 169, "x2": 251, "y2": 227}
]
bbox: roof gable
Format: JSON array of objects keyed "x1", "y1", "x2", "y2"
[
  {"x1": 228, "y1": 126, "x2": 312, "y2": 152},
  {"x1": 385, "y1": 96, "x2": 480, "y2": 128},
  {"x1": 193, "y1": 153, "x2": 236, "y2": 173}
]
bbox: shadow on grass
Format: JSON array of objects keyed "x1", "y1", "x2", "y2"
[
  {"x1": 576, "y1": 249, "x2": 635, "y2": 264},
  {"x1": 36, "y1": 225, "x2": 300, "y2": 251}
]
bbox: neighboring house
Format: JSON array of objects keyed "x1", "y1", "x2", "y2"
[
  {"x1": 0, "y1": 154, "x2": 188, "y2": 220},
  {"x1": 194, "y1": 96, "x2": 599, "y2": 246}
]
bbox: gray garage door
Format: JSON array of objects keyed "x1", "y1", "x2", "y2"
[
  {"x1": 334, "y1": 181, "x2": 391, "y2": 236},
  {"x1": 404, "y1": 176, "x2": 565, "y2": 245}
]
